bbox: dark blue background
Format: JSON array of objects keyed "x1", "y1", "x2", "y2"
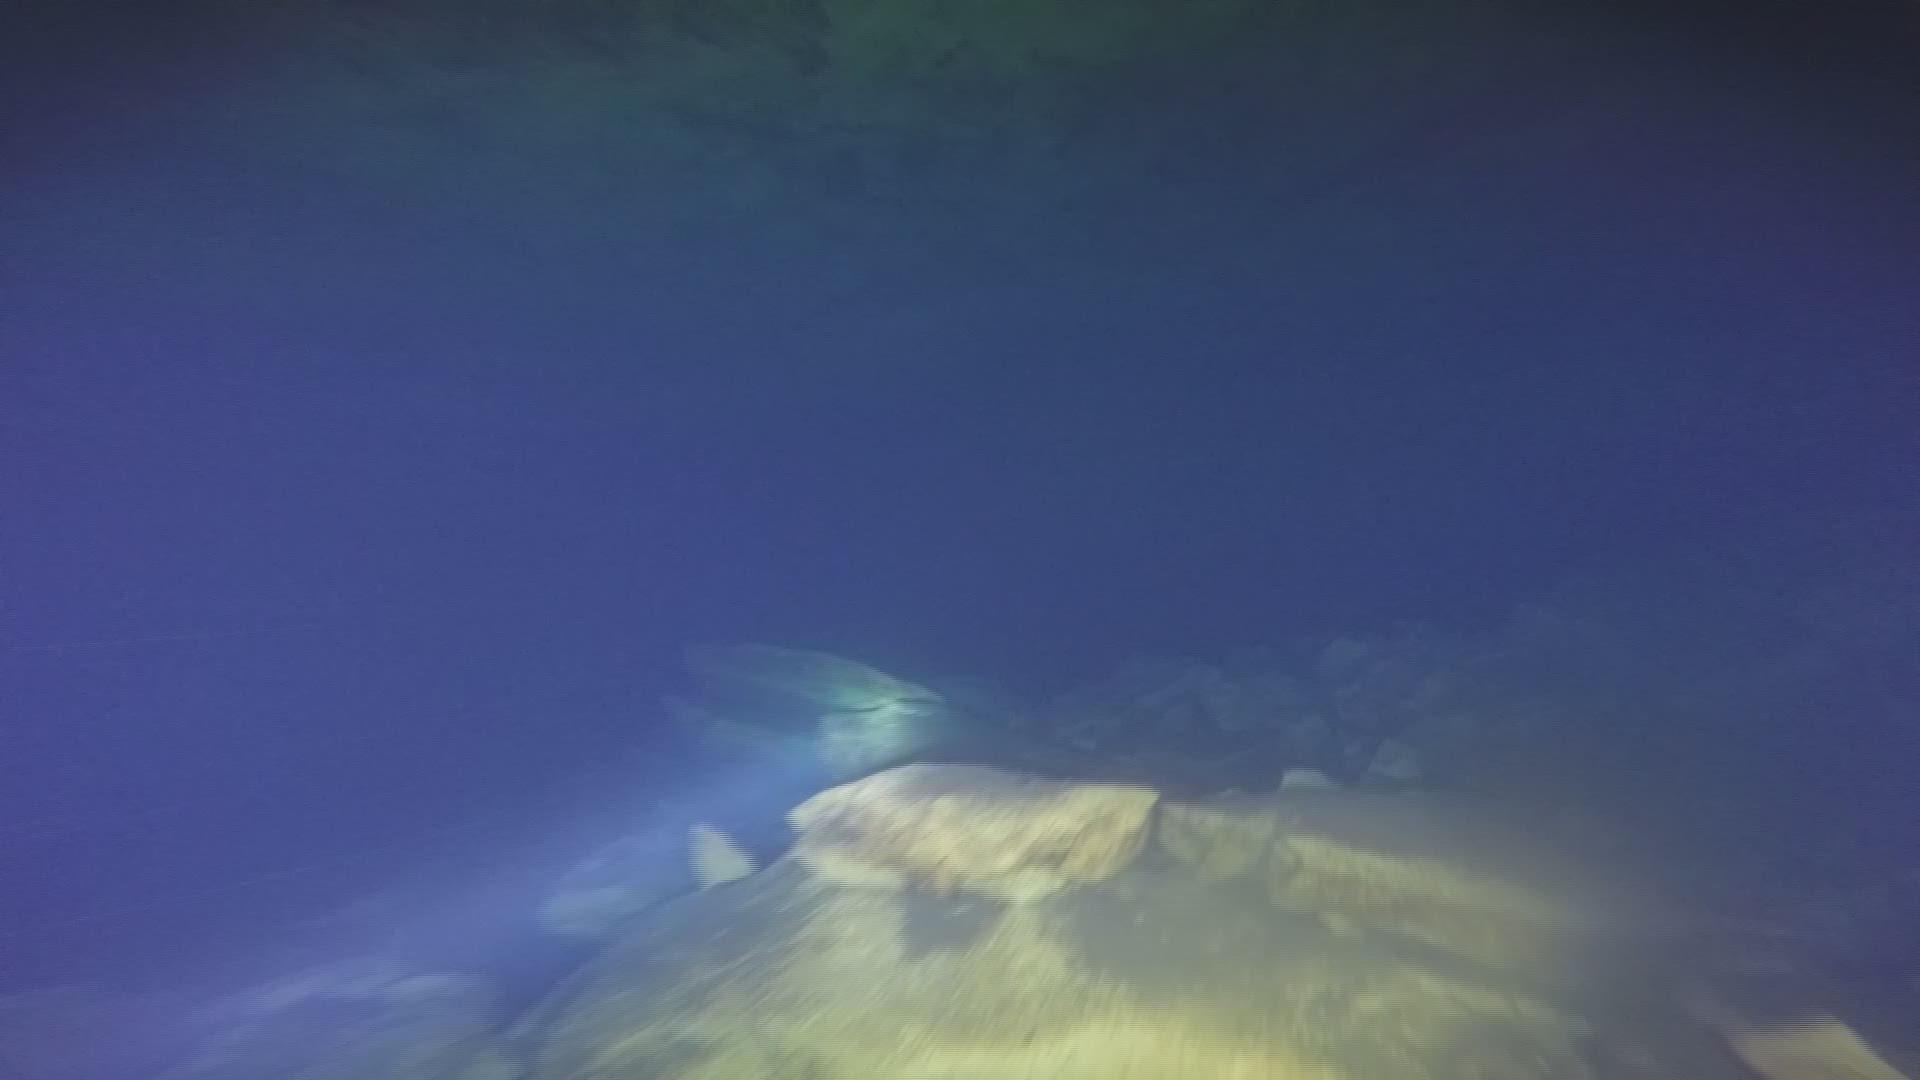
[{"x1": 1, "y1": 0, "x2": 1915, "y2": 1042}]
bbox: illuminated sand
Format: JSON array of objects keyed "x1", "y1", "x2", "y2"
[{"x1": 526, "y1": 766, "x2": 1779, "y2": 1080}]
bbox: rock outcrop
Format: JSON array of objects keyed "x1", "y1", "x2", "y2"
[{"x1": 787, "y1": 764, "x2": 1159, "y2": 900}]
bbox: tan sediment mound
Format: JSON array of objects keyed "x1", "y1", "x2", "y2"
[
  {"x1": 524, "y1": 772, "x2": 1752, "y2": 1080},
  {"x1": 550, "y1": 877, "x2": 1361, "y2": 1080},
  {"x1": 1159, "y1": 793, "x2": 1659, "y2": 985},
  {"x1": 537, "y1": 852, "x2": 1602, "y2": 1080},
  {"x1": 787, "y1": 764, "x2": 1159, "y2": 900}
]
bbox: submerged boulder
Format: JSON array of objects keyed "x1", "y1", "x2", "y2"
[
  {"x1": 1360, "y1": 737, "x2": 1425, "y2": 789},
  {"x1": 1279, "y1": 766, "x2": 1345, "y2": 792},
  {"x1": 1717, "y1": 1017, "x2": 1911, "y2": 1080},
  {"x1": 540, "y1": 823, "x2": 762, "y2": 941},
  {"x1": 679, "y1": 644, "x2": 962, "y2": 777},
  {"x1": 787, "y1": 764, "x2": 1159, "y2": 900},
  {"x1": 687, "y1": 823, "x2": 757, "y2": 888}
]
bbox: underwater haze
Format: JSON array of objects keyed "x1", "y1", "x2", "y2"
[{"x1": 2, "y1": 0, "x2": 1918, "y2": 1077}]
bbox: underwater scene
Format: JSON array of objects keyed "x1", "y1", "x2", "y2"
[{"x1": 3, "y1": 0, "x2": 1917, "y2": 1077}]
